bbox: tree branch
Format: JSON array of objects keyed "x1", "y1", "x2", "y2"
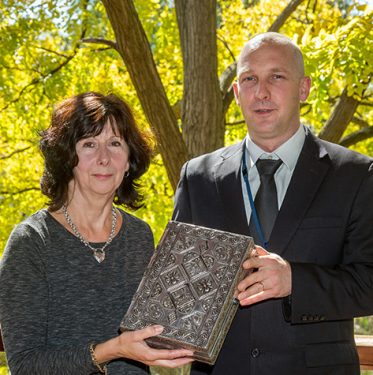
[
  {"x1": 225, "y1": 119, "x2": 245, "y2": 126},
  {"x1": 172, "y1": 101, "x2": 181, "y2": 120},
  {"x1": 0, "y1": 146, "x2": 33, "y2": 160},
  {"x1": 268, "y1": 0, "x2": 305, "y2": 31},
  {"x1": 0, "y1": 187, "x2": 40, "y2": 195},
  {"x1": 352, "y1": 116, "x2": 370, "y2": 129},
  {"x1": 222, "y1": 85, "x2": 235, "y2": 115},
  {"x1": 339, "y1": 126, "x2": 373, "y2": 148},
  {"x1": 359, "y1": 100, "x2": 373, "y2": 107},
  {"x1": 35, "y1": 45, "x2": 70, "y2": 58},
  {"x1": 318, "y1": 87, "x2": 360, "y2": 143},
  {"x1": 217, "y1": 35, "x2": 236, "y2": 62},
  {"x1": 81, "y1": 37, "x2": 118, "y2": 50},
  {"x1": 220, "y1": 62, "x2": 237, "y2": 95}
]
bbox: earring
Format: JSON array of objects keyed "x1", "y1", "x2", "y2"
[{"x1": 124, "y1": 171, "x2": 130, "y2": 177}]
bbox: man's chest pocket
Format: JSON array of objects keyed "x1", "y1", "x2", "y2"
[
  {"x1": 299, "y1": 216, "x2": 343, "y2": 229},
  {"x1": 290, "y1": 217, "x2": 345, "y2": 264}
]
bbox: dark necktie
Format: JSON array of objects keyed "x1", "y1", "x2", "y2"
[{"x1": 249, "y1": 158, "x2": 283, "y2": 245}]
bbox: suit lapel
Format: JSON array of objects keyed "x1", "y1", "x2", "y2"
[
  {"x1": 213, "y1": 141, "x2": 250, "y2": 236},
  {"x1": 269, "y1": 132, "x2": 330, "y2": 255}
]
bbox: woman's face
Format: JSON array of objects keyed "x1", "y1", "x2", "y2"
[{"x1": 70, "y1": 121, "x2": 130, "y2": 201}]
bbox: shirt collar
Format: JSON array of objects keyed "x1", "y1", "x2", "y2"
[{"x1": 245, "y1": 125, "x2": 306, "y2": 171}]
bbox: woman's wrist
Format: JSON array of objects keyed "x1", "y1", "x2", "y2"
[
  {"x1": 89, "y1": 343, "x2": 108, "y2": 374},
  {"x1": 93, "y1": 336, "x2": 124, "y2": 363}
]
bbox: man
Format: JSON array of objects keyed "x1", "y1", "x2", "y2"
[{"x1": 172, "y1": 32, "x2": 373, "y2": 374}]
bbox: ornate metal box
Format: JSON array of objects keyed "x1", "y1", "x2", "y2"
[{"x1": 120, "y1": 221, "x2": 254, "y2": 364}]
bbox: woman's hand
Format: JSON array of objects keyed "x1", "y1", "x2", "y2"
[{"x1": 94, "y1": 325, "x2": 194, "y2": 368}]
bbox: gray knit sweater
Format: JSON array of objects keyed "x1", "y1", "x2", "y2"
[{"x1": 0, "y1": 208, "x2": 153, "y2": 374}]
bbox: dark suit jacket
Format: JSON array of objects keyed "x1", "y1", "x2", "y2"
[{"x1": 172, "y1": 130, "x2": 373, "y2": 375}]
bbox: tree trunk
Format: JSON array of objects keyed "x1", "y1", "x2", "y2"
[
  {"x1": 101, "y1": 0, "x2": 188, "y2": 190},
  {"x1": 318, "y1": 88, "x2": 359, "y2": 143},
  {"x1": 175, "y1": 0, "x2": 224, "y2": 157}
]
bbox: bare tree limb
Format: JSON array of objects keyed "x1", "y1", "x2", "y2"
[
  {"x1": 340, "y1": 126, "x2": 373, "y2": 148},
  {"x1": 0, "y1": 146, "x2": 33, "y2": 160},
  {"x1": 268, "y1": 0, "x2": 305, "y2": 31},
  {"x1": 35, "y1": 46, "x2": 70, "y2": 58},
  {"x1": 225, "y1": 119, "x2": 245, "y2": 126},
  {"x1": 81, "y1": 37, "x2": 118, "y2": 50},
  {"x1": 223, "y1": 85, "x2": 235, "y2": 115},
  {"x1": 217, "y1": 35, "x2": 236, "y2": 62},
  {"x1": 172, "y1": 101, "x2": 181, "y2": 120},
  {"x1": 0, "y1": 187, "x2": 40, "y2": 195},
  {"x1": 318, "y1": 87, "x2": 360, "y2": 143},
  {"x1": 351, "y1": 116, "x2": 370, "y2": 129},
  {"x1": 220, "y1": 62, "x2": 237, "y2": 95},
  {"x1": 359, "y1": 100, "x2": 373, "y2": 107}
]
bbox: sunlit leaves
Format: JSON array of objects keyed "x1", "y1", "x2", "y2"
[
  {"x1": 136, "y1": 154, "x2": 175, "y2": 244},
  {"x1": 302, "y1": 8, "x2": 372, "y2": 143}
]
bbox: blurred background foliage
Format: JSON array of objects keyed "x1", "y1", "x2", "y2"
[{"x1": 0, "y1": 0, "x2": 372, "y2": 248}]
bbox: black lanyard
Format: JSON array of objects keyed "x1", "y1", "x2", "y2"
[{"x1": 242, "y1": 151, "x2": 268, "y2": 248}]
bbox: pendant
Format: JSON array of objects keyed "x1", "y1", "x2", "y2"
[{"x1": 93, "y1": 249, "x2": 105, "y2": 263}]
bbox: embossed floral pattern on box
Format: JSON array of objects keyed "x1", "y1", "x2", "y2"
[{"x1": 121, "y1": 221, "x2": 254, "y2": 364}]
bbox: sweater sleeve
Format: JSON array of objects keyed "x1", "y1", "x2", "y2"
[{"x1": 0, "y1": 223, "x2": 99, "y2": 375}]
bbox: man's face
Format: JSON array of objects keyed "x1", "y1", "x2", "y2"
[{"x1": 233, "y1": 43, "x2": 310, "y2": 150}]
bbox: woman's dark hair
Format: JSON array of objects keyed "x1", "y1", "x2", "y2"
[{"x1": 40, "y1": 92, "x2": 153, "y2": 211}]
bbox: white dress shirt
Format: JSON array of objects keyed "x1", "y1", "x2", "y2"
[{"x1": 241, "y1": 125, "x2": 306, "y2": 225}]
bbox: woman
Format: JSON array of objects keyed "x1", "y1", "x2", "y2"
[{"x1": 0, "y1": 92, "x2": 193, "y2": 374}]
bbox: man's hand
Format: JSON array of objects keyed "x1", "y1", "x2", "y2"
[{"x1": 236, "y1": 246, "x2": 292, "y2": 306}]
